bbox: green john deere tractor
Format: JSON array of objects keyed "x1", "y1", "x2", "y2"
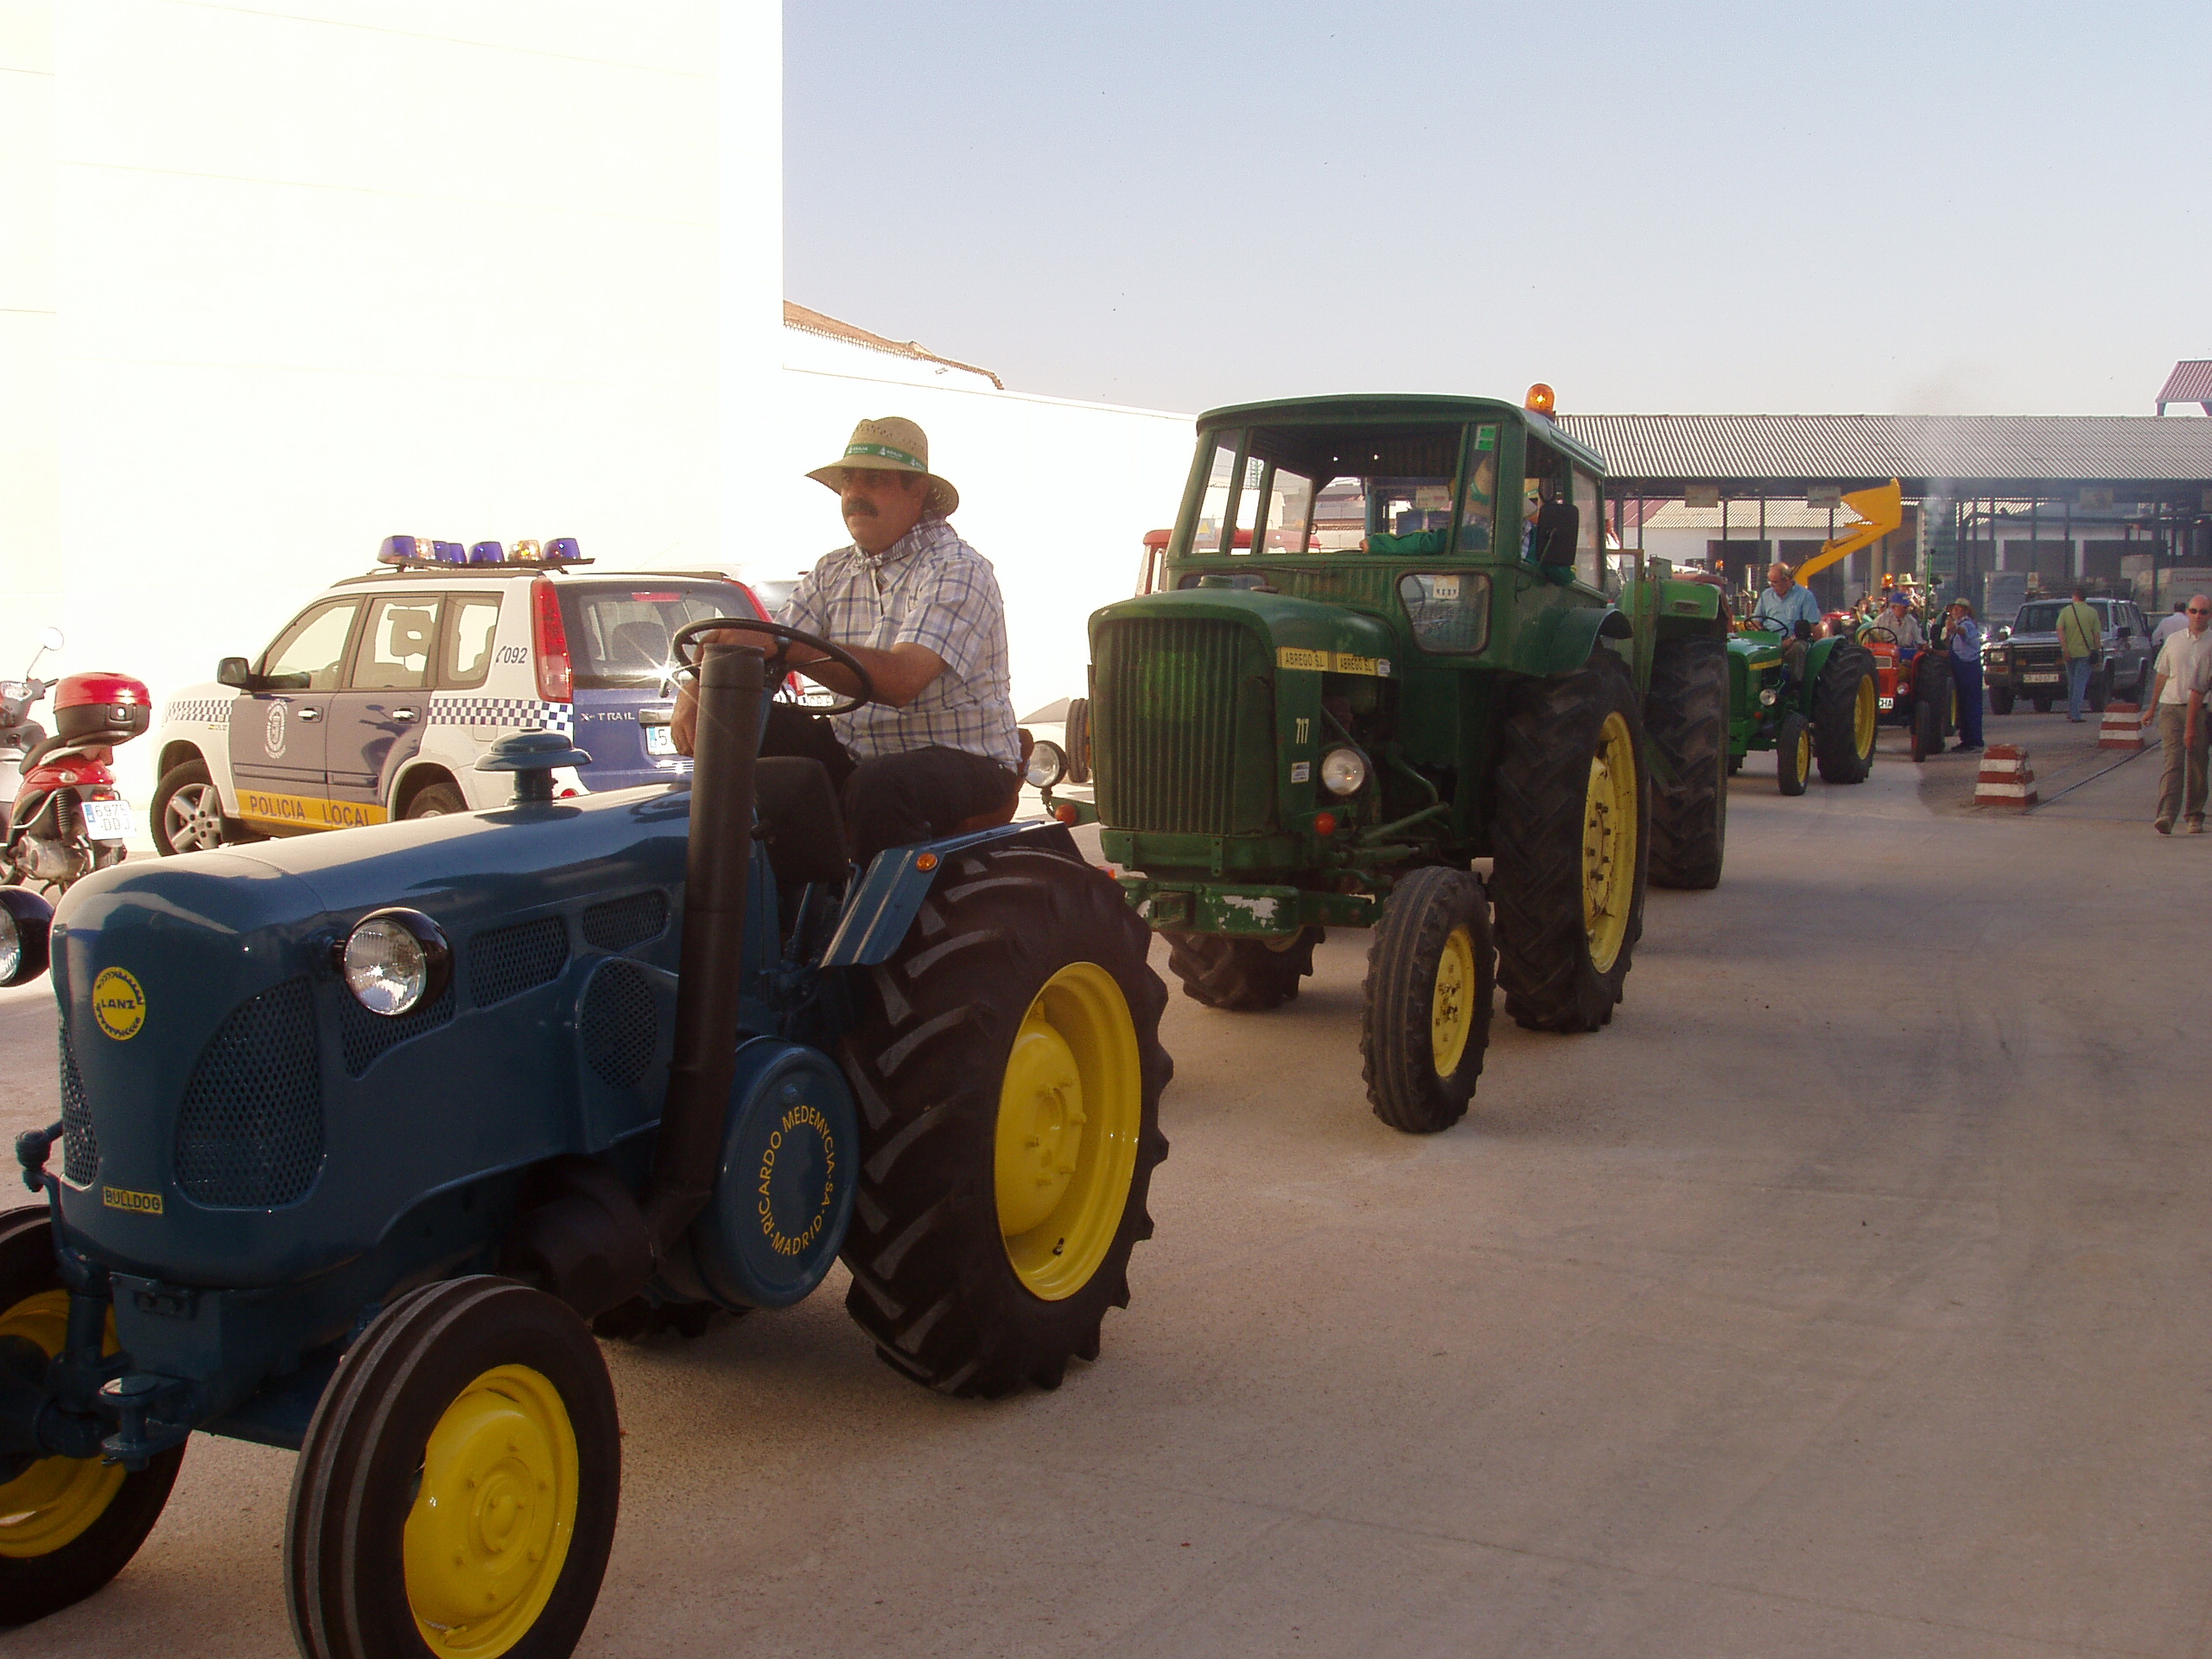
[
  {"x1": 1724, "y1": 623, "x2": 1880, "y2": 794},
  {"x1": 1043, "y1": 392, "x2": 1729, "y2": 1135}
]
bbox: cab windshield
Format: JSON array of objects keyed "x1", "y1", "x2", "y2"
[
  {"x1": 1192, "y1": 423, "x2": 1499, "y2": 557},
  {"x1": 2014, "y1": 600, "x2": 2105, "y2": 633}
]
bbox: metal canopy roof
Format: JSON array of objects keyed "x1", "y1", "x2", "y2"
[
  {"x1": 1553, "y1": 412, "x2": 2212, "y2": 497},
  {"x1": 2156, "y1": 360, "x2": 2212, "y2": 415}
]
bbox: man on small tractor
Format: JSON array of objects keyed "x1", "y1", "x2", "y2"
[
  {"x1": 1752, "y1": 561, "x2": 1823, "y2": 684},
  {"x1": 672, "y1": 416, "x2": 1025, "y2": 864}
]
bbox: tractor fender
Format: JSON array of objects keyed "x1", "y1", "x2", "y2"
[
  {"x1": 1537, "y1": 606, "x2": 1634, "y2": 676},
  {"x1": 819, "y1": 819, "x2": 1085, "y2": 968}
]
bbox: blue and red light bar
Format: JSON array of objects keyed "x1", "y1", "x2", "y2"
[{"x1": 378, "y1": 535, "x2": 591, "y2": 569}]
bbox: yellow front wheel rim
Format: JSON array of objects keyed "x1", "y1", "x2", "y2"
[
  {"x1": 1431, "y1": 925, "x2": 1477, "y2": 1077},
  {"x1": 1581, "y1": 710, "x2": 1638, "y2": 974},
  {"x1": 995, "y1": 962, "x2": 1142, "y2": 1301},
  {"x1": 1796, "y1": 728, "x2": 1813, "y2": 785},
  {"x1": 404, "y1": 1364, "x2": 579, "y2": 1659},
  {"x1": 0, "y1": 1290, "x2": 126, "y2": 1560},
  {"x1": 1853, "y1": 673, "x2": 1877, "y2": 755}
]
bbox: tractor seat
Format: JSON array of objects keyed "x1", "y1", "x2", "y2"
[{"x1": 753, "y1": 758, "x2": 849, "y2": 885}]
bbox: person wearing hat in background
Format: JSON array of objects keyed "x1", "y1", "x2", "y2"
[
  {"x1": 671, "y1": 416, "x2": 1021, "y2": 866},
  {"x1": 2056, "y1": 582, "x2": 2103, "y2": 722},
  {"x1": 1946, "y1": 598, "x2": 1984, "y2": 753},
  {"x1": 1871, "y1": 590, "x2": 1924, "y2": 652},
  {"x1": 2146, "y1": 593, "x2": 2212, "y2": 835}
]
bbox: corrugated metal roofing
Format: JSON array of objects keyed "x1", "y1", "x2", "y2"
[
  {"x1": 1553, "y1": 412, "x2": 2212, "y2": 493},
  {"x1": 2156, "y1": 360, "x2": 2212, "y2": 410}
]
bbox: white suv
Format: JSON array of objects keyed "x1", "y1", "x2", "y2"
[{"x1": 149, "y1": 539, "x2": 766, "y2": 855}]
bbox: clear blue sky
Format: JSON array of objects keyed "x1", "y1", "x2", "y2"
[{"x1": 787, "y1": 1, "x2": 2208, "y2": 418}]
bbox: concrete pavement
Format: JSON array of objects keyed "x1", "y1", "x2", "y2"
[{"x1": 6, "y1": 743, "x2": 2210, "y2": 1658}]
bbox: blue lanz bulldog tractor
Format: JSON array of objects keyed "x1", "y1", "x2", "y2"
[{"x1": 0, "y1": 620, "x2": 1170, "y2": 1658}]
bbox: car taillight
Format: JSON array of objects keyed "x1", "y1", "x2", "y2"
[{"x1": 531, "y1": 578, "x2": 571, "y2": 702}]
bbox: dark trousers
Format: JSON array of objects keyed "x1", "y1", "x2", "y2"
[
  {"x1": 1952, "y1": 657, "x2": 1984, "y2": 747},
  {"x1": 760, "y1": 704, "x2": 1019, "y2": 868}
]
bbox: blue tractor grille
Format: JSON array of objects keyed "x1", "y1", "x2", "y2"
[
  {"x1": 175, "y1": 977, "x2": 323, "y2": 1208},
  {"x1": 468, "y1": 916, "x2": 569, "y2": 1007},
  {"x1": 582, "y1": 890, "x2": 670, "y2": 954},
  {"x1": 337, "y1": 984, "x2": 455, "y2": 1078},
  {"x1": 580, "y1": 960, "x2": 658, "y2": 1089},
  {"x1": 59, "y1": 1024, "x2": 99, "y2": 1186}
]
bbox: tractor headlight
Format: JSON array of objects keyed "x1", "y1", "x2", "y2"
[
  {"x1": 1025, "y1": 740, "x2": 1068, "y2": 790},
  {"x1": 1319, "y1": 747, "x2": 1369, "y2": 797},
  {"x1": 0, "y1": 889, "x2": 54, "y2": 987},
  {"x1": 1758, "y1": 688, "x2": 1778, "y2": 706},
  {"x1": 338, "y1": 908, "x2": 450, "y2": 1017}
]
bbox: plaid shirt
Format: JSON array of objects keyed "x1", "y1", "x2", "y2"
[{"x1": 780, "y1": 514, "x2": 1021, "y2": 768}]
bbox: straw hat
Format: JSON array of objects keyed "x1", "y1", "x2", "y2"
[{"x1": 806, "y1": 416, "x2": 958, "y2": 516}]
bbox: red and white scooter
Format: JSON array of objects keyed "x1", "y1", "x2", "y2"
[{"x1": 2, "y1": 649, "x2": 153, "y2": 895}]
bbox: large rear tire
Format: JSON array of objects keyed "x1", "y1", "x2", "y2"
[
  {"x1": 1643, "y1": 636, "x2": 1727, "y2": 890},
  {"x1": 1491, "y1": 652, "x2": 1649, "y2": 1033},
  {"x1": 1163, "y1": 928, "x2": 1321, "y2": 1010},
  {"x1": 1912, "y1": 654, "x2": 1955, "y2": 762},
  {"x1": 0, "y1": 1207, "x2": 185, "y2": 1626},
  {"x1": 286, "y1": 1276, "x2": 620, "y2": 1659},
  {"x1": 1812, "y1": 644, "x2": 1878, "y2": 784},
  {"x1": 1361, "y1": 868, "x2": 1494, "y2": 1133},
  {"x1": 841, "y1": 839, "x2": 1171, "y2": 1397}
]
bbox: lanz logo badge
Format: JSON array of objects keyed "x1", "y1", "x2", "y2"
[
  {"x1": 92, "y1": 966, "x2": 147, "y2": 1040},
  {"x1": 264, "y1": 701, "x2": 288, "y2": 758}
]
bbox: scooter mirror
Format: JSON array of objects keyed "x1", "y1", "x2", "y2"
[{"x1": 35, "y1": 626, "x2": 63, "y2": 652}]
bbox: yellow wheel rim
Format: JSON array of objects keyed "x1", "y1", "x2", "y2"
[
  {"x1": 1431, "y1": 925, "x2": 1477, "y2": 1077},
  {"x1": 1853, "y1": 673, "x2": 1877, "y2": 756},
  {"x1": 0, "y1": 1290, "x2": 125, "y2": 1560},
  {"x1": 404, "y1": 1364, "x2": 578, "y2": 1659},
  {"x1": 1581, "y1": 711, "x2": 1638, "y2": 975},
  {"x1": 1795, "y1": 728, "x2": 1812, "y2": 785},
  {"x1": 995, "y1": 962, "x2": 1142, "y2": 1301}
]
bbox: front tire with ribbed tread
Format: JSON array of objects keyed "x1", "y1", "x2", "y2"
[
  {"x1": 1491, "y1": 652, "x2": 1649, "y2": 1034},
  {"x1": 1361, "y1": 868, "x2": 1495, "y2": 1133},
  {"x1": 840, "y1": 839, "x2": 1171, "y2": 1398},
  {"x1": 285, "y1": 1276, "x2": 620, "y2": 1659},
  {"x1": 1644, "y1": 635, "x2": 1728, "y2": 889}
]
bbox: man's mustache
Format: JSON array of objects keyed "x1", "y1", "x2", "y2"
[{"x1": 842, "y1": 499, "x2": 879, "y2": 518}]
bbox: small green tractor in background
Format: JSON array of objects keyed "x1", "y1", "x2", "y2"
[
  {"x1": 1724, "y1": 625, "x2": 1880, "y2": 792},
  {"x1": 1044, "y1": 391, "x2": 1730, "y2": 1135}
]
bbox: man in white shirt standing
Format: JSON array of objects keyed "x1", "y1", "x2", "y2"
[{"x1": 2147, "y1": 594, "x2": 2212, "y2": 836}]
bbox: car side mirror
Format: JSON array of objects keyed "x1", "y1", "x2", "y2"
[{"x1": 217, "y1": 656, "x2": 256, "y2": 689}]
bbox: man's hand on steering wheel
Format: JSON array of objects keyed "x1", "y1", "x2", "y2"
[{"x1": 669, "y1": 616, "x2": 876, "y2": 756}]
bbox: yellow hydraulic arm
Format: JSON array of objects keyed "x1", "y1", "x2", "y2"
[{"x1": 1791, "y1": 480, "x2": 1902, "y2": 586}]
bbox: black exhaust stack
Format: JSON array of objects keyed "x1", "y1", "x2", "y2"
[{"x1": 642, "y1": 639, "x2": 765, "y2": 1251}]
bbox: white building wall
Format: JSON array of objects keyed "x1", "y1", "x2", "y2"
[
  {"x1": 14, "y1": 0, "x2": 765, "y2": 812},
  {"x1": 0, "y1": 2, "x2": 59, "y2": 683},
  {"x1": 768, "y1": 342, "x2": 1198, "y2": 721}
]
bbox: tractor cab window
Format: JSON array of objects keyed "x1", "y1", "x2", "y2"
[
  {"x1": 1573, "y1": 468, "x2": 1606, "y2": 594},
  {"x1": 1194, "y1": 434, "x2": 1319, "y2": 555},
  {"x1": 1195, "y1": 423, "x2": 1491, "y2": 557}
]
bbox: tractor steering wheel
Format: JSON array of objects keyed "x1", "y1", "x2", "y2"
[
  {"x1": 671, "y1": 617, "x2": 876, "y2": 718},
  {"x1": 1860, "y1": 626, "x2": 1899, "y2": 645}
]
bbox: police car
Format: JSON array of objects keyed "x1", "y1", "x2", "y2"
[{"x1": 148, "y1": 536, "x2": 768, "y2": 854}]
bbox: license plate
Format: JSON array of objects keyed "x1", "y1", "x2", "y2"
[
  {"x1": 1878, "y1": 696, "x2": 1894, "y2": 709},
  {"x1": 2022, "y1": 672, "x2": 2061, "y2": 683},
  {"x1": 81, "y1": 798, "x2": 132, "y2": 841},
  {"x1": 643, "y1": 721, "x2": 675, "y2": 756}
]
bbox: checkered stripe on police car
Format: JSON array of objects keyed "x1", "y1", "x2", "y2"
[
  {"x1": 164, "y1": 696, "x2": 235, "y2": 725},
  {"x1": 425, "y1": 696, "x2": 574, "y2": 735}
]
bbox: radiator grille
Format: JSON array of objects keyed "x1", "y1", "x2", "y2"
[
  {"x1": 59, "y1": 1024, "x2": 98, "y2": 1186},
  {"x1": 1093, "y1": 615, "x2": 1268, "y2": 835},
  {"x1": 580, "y1": 960, "x2": 658, "y2": 1089},
  {"x1": 337, "y1": 984, "x2": 454, "y2": 1078},
  {"x1": 175, "y1": 976, "x2": 322, "y2": 1208},
  {"x1": 469, "y1": 916, "x2": 569, "y2": 1007},
  {"x1": 582, "y1": 890, "x2": 670, "y2": 954}
]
